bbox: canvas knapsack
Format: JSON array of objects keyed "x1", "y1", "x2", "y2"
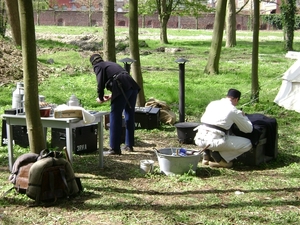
[
  {"x1": 7, "y1": 149, "x2": 81, "y2": 204},
  {"x1": 8, "y1": 153, "x2": 39, "y2": 194},
  {"x1": 26, "y1": 156, "x2": 80, "y2": 203}
]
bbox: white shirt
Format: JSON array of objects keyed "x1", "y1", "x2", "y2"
[{"x1": 201, "y1": 98, "x2": 253, "y2": 133}]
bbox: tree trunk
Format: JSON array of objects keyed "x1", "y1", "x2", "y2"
[
  {"x1": 129, "y1": 0, "x2": 146, "y2": 107},
  {"x1": 5, "y1": 0, "x2": 21, "y2": 46},
  {"x1": 102, "y1": 0, "x2": 116, "y2": 62},
  {"x1": 157, "y1": 0, "x2": 170, "y2": 44},
  {"x1": 281, "y1": 0, "x2": 295, "y2": 51},
  {"x1": 204, "y1": 0, "x2": 227, "y2": 74},
  {"x1": 226, "y1": 0, "x2": 236, "y2": 47},
  {"x1": 159, "y1": 16, "x2": 169, "y2": 44},
  {"x1": 142, "y1": 15, "x2": 145, "y2": 28},
  {"x1": 18, "y1": 0, "x2": 46, "y2": 153},
  {"x1": 251, "y1": 0, "x2": 260, "y2": 103}
]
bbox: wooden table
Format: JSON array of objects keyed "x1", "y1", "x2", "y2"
[{"x1": 2, "y1": 111, "x2": 109, "y2": 171}]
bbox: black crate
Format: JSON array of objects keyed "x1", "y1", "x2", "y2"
[
  {"x1": 1, "y1": 119, "x2": 29, "y2": 148},
  {"x1": 51, "y1": 125, "x2": 98, "y2": 154},
  {"x1": 236, "y1": 126, "x2": 278, "y2": 166},
  {"x1": 135, "y1": 107, "x2": 160, "y2": 130}
]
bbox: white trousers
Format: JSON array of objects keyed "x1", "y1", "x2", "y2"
[
  {"x1": 209, "y1": 136, "x2": 252, "y2": 162},
  {"x1": 194, "y1": 126, "x2": 252, "y2": 162}
]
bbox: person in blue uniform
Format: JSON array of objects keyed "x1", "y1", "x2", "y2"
[{"x1": 90, "y1": 53, "x2": 140, "y2": 155}]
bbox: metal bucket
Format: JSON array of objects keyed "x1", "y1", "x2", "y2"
[
  {"x1": 155, "y1": 148, "x2": 201, "y2": 175},
  {"x1": 140, "y1": 160, "x2": 154, "y2": 174}
]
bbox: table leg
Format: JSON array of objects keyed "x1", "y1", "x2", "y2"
[
  {"x1": 65, "y1": 127, "x2": 73, "y2": 163},
  {"x1": 98, "y1": 117, "x2": 104, "y2": 168},
  {"x1": 6, "y1": 120, "x2": 14, "y2": 171},
  {"x1": 43, "y1": 127, "x2": 48, "y2": 148}
]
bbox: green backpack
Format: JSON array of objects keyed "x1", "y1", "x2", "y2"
[{"x1": 26, "y1": 152, "x2": 80, "y2": 204}]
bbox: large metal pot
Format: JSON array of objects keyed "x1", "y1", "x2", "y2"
[{"x1": 174, "y1": 122, "x2": 200, "y2": 144}]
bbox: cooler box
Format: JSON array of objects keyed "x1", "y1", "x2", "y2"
[
  {"x1": 1, "y1": 119, "x2": 29, "y2": 148},
  {"x1": 51, "y1": 125, "x2": 98, "y2": 154},
  {"x1": 135, "y1": 107, "x2": 160, "y2": 130}
]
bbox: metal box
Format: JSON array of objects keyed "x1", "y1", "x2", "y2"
[
  {"x1": 135, "y1": 107, "x2": 160, "y2": 130},
  {"x1": 51, "y1": 125, "x2": 98, "y2": 154}
]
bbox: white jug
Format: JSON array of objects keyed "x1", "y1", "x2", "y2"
[
  {"x1": 67, "y1": 94, "x2": 80, "y2": 106},
  {"x1": 12, "y1": 82, "x2": 25, "y2": 110}
]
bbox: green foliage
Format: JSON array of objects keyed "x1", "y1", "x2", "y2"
[
  {"x1": 175, "y1": 0, "x2": 212, "y2": 17},
  {"x1": 261, "y1": 14, "x2": 300, "y2": 30},
  {"x1": 137, "y1": 0, "x2": 157, "y2": 16},
  {"x1": 261, "y1": 14, "x2": 283, "y2": 29},
  {"x1": 32, "y1": 0, "x2": 50, "y2": 11}
]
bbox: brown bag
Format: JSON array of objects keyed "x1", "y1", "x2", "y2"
[{"x1": 8, "y1": 153, "x2": 39, "y2": 194}]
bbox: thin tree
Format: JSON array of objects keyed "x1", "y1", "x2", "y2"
[
  {"x1": 102, "y1": 0, "x2": 116, "y2": 61},
  {"x1": 136, "y1": 0, "x2": 156, "y2": 28},
  {"x1": 18, "y1": 0, "x2": 46, "y2": 153},
  {"x1": 176, "y1": 0, "x2": 210, "y2": 30},
  {"x1": 251, "y1": 0, "x2": 260, "y2": 102},
  {"x1": 76, "y1": 0, "x2": 99, "y2": 26},
  {"x1": 155, "y1": 0, "x2": 180, "y2": 44},
  {"x1": 204, "y1": 0, "x2": 227, "y2": 75},
  {"x1": 226, "y1": 0, "x2": 236, "y2": 47},
  {"x1": 32, "y1": 0, "x2": 49, "y2": 26},
  {"x1": 0, "y1": 0, "x2": 7, "y2": 37},
  {"x1": 128, "y1": 0, "x2": 146, "y2": 107},
  {"x1": 5, "y1": 0, "x2": 21, "y2": 46}
]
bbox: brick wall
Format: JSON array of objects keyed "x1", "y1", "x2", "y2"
[{"x1": 34, "y1": 11, "x2": 249, "y2": 30}]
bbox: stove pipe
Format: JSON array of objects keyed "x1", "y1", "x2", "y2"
[{"x1": 175, "y1": 58, "x2": 188, "y2": 122}]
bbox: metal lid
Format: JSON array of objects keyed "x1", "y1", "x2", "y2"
[{"x1": 174, "y1": 122, "x2": 200, "y2": 128}]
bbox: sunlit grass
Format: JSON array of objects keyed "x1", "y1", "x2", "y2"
[{"x1": 1, "y1": 27, "x2": 300, "y2": 225}]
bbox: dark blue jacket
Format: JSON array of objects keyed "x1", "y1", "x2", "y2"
[{"x1": 92, "y1": 61, "x2": 140, "y2": 102}]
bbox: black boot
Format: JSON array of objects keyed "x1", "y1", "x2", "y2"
[
  {"x1": 202, "y1": 149, "x2": 211, "y2": 165},
  {"x1": 210, "y1": 151, "x2": 222, "y2": 163},
  {"x1": 209, "y1": 151, "x2": 233, "y2": 168}
]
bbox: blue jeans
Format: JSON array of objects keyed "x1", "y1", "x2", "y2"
[{"x1": 110, "y1": 89, "x2": 138, "y2": 151}]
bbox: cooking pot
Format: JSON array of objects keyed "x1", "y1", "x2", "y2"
[{"x1": 174, "y1": 122, "x2": 200, "y2": 144}]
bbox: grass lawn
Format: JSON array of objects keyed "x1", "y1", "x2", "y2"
[{"x1": 0, "y1": 27, "x2": 300, "y2": 225}]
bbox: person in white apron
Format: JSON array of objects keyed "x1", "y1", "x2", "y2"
[{"x1": 194, "y1": 89, "x2": 253, "y2": 168}]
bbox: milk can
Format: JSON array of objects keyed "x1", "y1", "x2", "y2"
[
  {"x1": 67, "y1": 94, "x2": 81, "y2": 106},
  {"x1": 12, "y1": 82, "x2": 25, "y2": 111}
]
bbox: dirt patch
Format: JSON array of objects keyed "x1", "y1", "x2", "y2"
[{"x1": 0, "y1": 38, "x2": 56, "y2": 86}]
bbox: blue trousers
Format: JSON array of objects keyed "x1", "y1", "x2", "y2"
[{"x1": 110, "y1": 89, "x2": 138, "y2": 151}]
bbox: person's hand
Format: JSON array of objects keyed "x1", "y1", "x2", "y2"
[
  {"x1": 96, "y1": 98, "x2": 103, "y2": 104},
  {"x1": 103, "y1": 94, "x2": 112, "y2": 101},
  {"x1": 96, "y1": 95, "x2": 111, "y2": 104}
]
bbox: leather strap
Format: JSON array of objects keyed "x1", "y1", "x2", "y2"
[{"x1": 202, "y1": 123, "x2": 228, "y2": 134}]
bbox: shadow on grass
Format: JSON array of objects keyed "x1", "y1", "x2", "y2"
[
  {"x1": 233, "y1": 151, "x2": 300, "y2": 172},
  {"x1": 68, "y1": 147, "x2": 300, "y2": 182},
  {"x1": 2, "y1": 146, "x2": 300, "y2": 213},
  {"x1": 3, "y1": 183, "x2": 300, "y2": 211}
]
